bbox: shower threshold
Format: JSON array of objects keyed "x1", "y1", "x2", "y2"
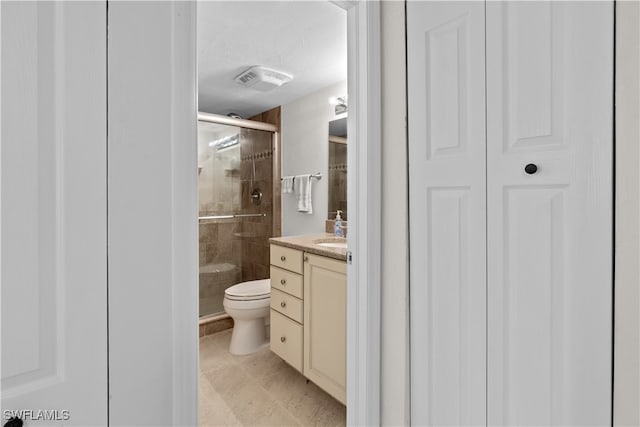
[{"x1": 199, "y1": 312, "x2": 230, "y2": 325}]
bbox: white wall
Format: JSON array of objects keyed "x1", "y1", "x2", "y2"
[
  {"x1": 281, "y1": 81, "x2": 347, "y2": 236},
  {"x1": 108, "y1": 2, "x2": 198, "y2": 425},
  {"x1": 615, "y1": 1, "x2": 640, "y2": 425},
  {"x1": 379, "y1": 2, "x2": 410, "y2": 425}
]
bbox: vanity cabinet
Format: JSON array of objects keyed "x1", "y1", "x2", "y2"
[{"x1": 269, "y1": 242, "x2": 347, "y2": 405}]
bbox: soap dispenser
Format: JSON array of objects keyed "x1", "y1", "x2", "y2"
[{"x1": 334, "y1": 210, "x2": 343, "y2": 237}]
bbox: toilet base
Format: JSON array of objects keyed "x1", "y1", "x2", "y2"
[{"x1": 228, "y1": 317, "x2": 268, "y2": 355}]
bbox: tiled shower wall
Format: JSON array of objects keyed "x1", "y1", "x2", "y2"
[{"x1": 238, "y1": 127, "x2": 273, "y2": 281}]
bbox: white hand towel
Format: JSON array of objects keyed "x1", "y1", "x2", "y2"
[
  {"x1": 295, "y1": 174, "x2": 313, "y2": 214},
  {"x1": 282, "y1": 176, "x2": 294, "y2": 193}
]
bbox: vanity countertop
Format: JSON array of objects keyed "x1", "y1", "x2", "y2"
[{"x1": 269, "y1": 233, "x2": 347, "y2": 262}]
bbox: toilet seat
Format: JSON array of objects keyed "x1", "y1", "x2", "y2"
[{"x1": 224, "y1": 278, "x2": 271, "y2": 301}]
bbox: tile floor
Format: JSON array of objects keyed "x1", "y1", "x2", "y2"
[{"x1": 199, "y1": 329, "x2": 346, "y2": 426}]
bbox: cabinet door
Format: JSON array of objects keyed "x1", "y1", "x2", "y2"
[
  {"x1": 303, "y1": 253, "x2": 346, "y2": 404},
  {"x1": 486, "y1": 2, "x2": 613, "y2": 425},
  {"x1": 407, "y1": 1, "x2": 487, "y2": 425}
]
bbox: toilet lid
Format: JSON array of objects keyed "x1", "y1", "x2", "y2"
[{"x1": 225, "y1": 279, "x2": 271, "y2": 300}]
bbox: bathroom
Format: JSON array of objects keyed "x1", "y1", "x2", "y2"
[{"x1": 197, "y1": 2, "x2": 349, "y2": 425}]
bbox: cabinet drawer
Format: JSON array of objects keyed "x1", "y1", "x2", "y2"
[
  {"x1": 270, "y1": 266, "x2": 303, "y2": 299},
  {"x1": 270, "y1": 288, "x2": 303, "y2": 323},
  {"x1": 270, "y1": 244, "x2": 303, "y2": 274},
  {"x1": 270, "y1": 310, "x2": 303, "y2": 372}
]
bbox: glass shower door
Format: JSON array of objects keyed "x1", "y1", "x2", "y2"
[{"x1": 198, "y1": 120, "x2": 274, "y2": 317}]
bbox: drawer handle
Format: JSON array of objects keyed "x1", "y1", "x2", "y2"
[
  {"x1": 280, "y1": 255, "x2": 286, "y2": 262},
  {"x1": 280, "y1": 278, "x2": 286, "y2": 285},
  {"x1": 280, "y1": 301, "x2": 286, "y2": 308},
  {"x1": 280, "y1": 336, "x2": 286, "y2": 343},
  {"x1": 304, "y1": 256, "x2": 309, "y2": 262}
]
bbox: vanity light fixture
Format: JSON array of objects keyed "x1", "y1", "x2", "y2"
[{"x1": 329, "y1": 95, "x2": 348, "y2": 115}]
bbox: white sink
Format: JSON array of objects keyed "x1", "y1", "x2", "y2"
[{"x1": 316, "y1": 242, "x2": 347, "y2": 249}]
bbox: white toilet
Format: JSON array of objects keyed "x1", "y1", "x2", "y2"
[{"x1": 223, "y1": 278, "x2": 271, "y2": 355}]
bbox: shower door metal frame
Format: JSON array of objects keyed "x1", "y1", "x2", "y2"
[{"x1": 197, "y1": 112, "x2": 281, "y2": 238}]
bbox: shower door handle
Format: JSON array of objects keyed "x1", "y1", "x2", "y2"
[{"x1": 199, "y1": 213, "x2": 266, "y2": 221}]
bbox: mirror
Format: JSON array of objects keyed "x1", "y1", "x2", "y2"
[{"x1": 328, "y1": 116, "x2": 347, "y2": 220}]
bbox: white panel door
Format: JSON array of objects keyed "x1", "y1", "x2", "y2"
[
  {"x1": 486, "y1": 2, "x2": 613, "y2": 425},
  {"x1": 1, "y1": 2, "x2": 108, "y2": 425},
  {"x1": 407, "y1": 2, "x2": 487, "y2": 425}
]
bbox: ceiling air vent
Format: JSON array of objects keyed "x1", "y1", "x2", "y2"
[{"x1": 234, "y1": 66, "x2": 293, "y2": 92}]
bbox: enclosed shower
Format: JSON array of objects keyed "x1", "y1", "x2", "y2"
[{"x1": 198, "y1": 113, "x2": 279, "y2": 318}]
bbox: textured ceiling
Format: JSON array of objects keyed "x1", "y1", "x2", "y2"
[{"x1": 197, "y1": 1, "x2": 347, "y2": 119}]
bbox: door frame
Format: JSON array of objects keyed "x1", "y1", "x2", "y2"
[
  {"x1": 613, "y1": 1, "x2": 640, "y2": 424},
  {"x1": 339, "y1": 1, "x2": 382, "y2": 425},
  {"x1": 108, "y1": 1, "x2": 381, "y2": 423},
  {"x1": 178, "y1": 1, "x2": 383, "y2": 425}
]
